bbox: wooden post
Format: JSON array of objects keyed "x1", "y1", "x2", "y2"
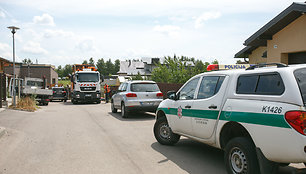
[
  {"x1": 3, "y1": 74, "x2": 6, "y2": 102},
  {"x1": 0, "y1": 73, "x2": 2, "y2": 108}
]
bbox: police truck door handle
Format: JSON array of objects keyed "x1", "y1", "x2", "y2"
[
  {"x1": 209, "y1": 105, "x2": 217, "y2": 109},
  {"x1": 185, "y1": 105, "x2": 191, "y2": 109}
]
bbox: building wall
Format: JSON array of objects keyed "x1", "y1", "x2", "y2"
[
  {"x1": 50, "y1": 68, "x2": 58, "y2": 85},
  {"x1": 267, "y1": 14, "x2": 306, "y2": 64},
  {"x1": 249, "y1": 46, "x2": 267, "y2": 64},
  {"x1": 4, "y1": 65, "x2": 58, "y2": 86}
]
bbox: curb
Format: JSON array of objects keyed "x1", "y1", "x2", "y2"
[{"x1": 0, "y1": 127, "x2": 6, "y2": 139}]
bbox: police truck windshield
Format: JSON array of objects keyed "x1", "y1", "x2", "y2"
[{"x1": 77, "y1": 73, "x2": 99, "y2": 82}]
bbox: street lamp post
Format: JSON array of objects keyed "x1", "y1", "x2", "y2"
[{"x1": 7, "y1": 26, "x2": 19, "y2": 107}]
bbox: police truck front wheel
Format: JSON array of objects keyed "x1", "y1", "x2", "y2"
[
  {"x1": 224, "y1": 137, "x2": 259, "y2": 174},
  {"x1": 154, "y1": 117, "x2": 180, "y2": 145}
]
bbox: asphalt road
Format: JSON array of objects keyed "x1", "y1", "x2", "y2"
[{"x1": 0, "y1": 102, "x2": 304, "y2": 174}]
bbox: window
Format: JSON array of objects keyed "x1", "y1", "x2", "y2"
[
  {"x1": 130, "y1": 83, "x2": 159, "y2": 92},
  {"x1": 118, "y1": 83, "x2": 127, "y2": 92},
  {"x1": 178, "y1": 77, "x2": 200, "y2": 100},
  {"x1": 197, "y1": 76, "x2": 225, "y2": 99},
  {"x1": 256, "y1": 74, "x2": 284, "y2": 94},
  {"x1": 122, "y1": 83, "x2": 127, "y2": 91},
  {"x1": 237, "y1": 76, "x2": 258, "y2": 94},
  {"x1": 294, "y1": 68, "x2": 306, "y2": 105},
  {"x1": 237, "y1": 73, "x2": 284, "y2": 95},
  {"x1": 77, "y1": 73, "x2": 99, "y2": 82}
]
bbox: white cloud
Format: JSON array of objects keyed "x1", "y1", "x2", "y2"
[
  {"x1": 0, "y1": 43, "x2": 12, "y2": 59},
  {"x1": 194, "y1": 11, "x2": 221, "y2": 29},
  {"x1": 75, "y1": 39, "x2": 96, "y2": 52},
  {"x1": 33, "y1": 13, "x2": 55, "y2": 26},
  {"x1": 0, "y1": 11, "x2": 5, "y2": 18},
  {"x1": 43, "y1": 29, "x2": 74, "y2": 38},
  {"x1": 153, "y1": 25, "x2": 181, "y2": 37},
  {"x1": 22, "y1": 41, "x2": 48, "y2": 55},
  {"x1": 125, "y1": 48, "x2": 153, "y2": 58}
]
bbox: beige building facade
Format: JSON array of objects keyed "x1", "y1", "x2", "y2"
[{"x1": 235, "y1": 2, "x2": 306, "y2": 65}]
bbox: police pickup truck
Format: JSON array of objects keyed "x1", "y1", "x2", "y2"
[{"x1": 153, "y1": 63, "x2": 306, "y2": 174}]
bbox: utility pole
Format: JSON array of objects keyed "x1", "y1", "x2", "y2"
[{"x1": 7, "y1": 26, "x2": 19, "y2": 107}]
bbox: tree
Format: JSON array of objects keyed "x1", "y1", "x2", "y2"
[
  {"x1": 105, "y1": 59, "x2": 114, "y2": 76},
  {"x1": 211, "y1": 59, "x2": 219, "y2": 64},
  {"x1": 89, "y1": 57, "x2": 95, "y2": 65},
  {"x1": 55, "y1": 65, "x2": 63, "y2": 78},
  {"x1": 113, "y1": 59, "x2": 120, "y2": 75},
  {"x1": 22, "y1": 58, "x2": 33, "y2": 65},
  {"x1": 194, "y1": 60, "x2": 205, "y2": 74},
  {"x1": 62, "y1": 64, "x2": 73, "y2": 77},
  {"x1": 152, "y1": 55, "x2": 218, "y2": 84},
  {"x1": 82, "y1": 60, "x2": 88, "y2": 64},
  {"x1": 96, "y1": 58, "x2": 106, "y2": 76},
  {"x1": 131, "y1": 72, "x2": 143, "y2": 80}
]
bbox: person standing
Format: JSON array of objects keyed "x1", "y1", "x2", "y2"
[{"x1": 104, "y1": 84, "x2": 110, "y2": 103}]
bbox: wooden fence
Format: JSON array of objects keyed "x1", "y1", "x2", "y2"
[
  {"x1": 0, "y1": 73, "x2": 6, "y2": 108},
  {"x1": 156, "y1": 82, "x2": 183, "y2": 99}
]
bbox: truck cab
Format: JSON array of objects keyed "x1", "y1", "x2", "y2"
[{"x1": 71, "y1": 65, "x2": 102, "y2": 104}]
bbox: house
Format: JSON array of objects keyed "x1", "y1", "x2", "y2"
[
  {"x1": 235, "y1": 2, "x2": 306, "y2": 65},
  {"x1": 0, "y1": 57, "x2": 12, "y2": 74},
  {"x1": 4, "y1": 64, "x2": 58, "y2": 87},
  {"x1": 118, "y1": 58, "x2": 195, "y2": 78}
]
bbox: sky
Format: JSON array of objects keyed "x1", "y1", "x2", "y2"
[{"x1": 0, "y1": 0, "x2": 300, "y2": 67}]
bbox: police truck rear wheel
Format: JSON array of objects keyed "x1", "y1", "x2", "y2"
[
  {"x1": 154, "y1": 117, "x2": 180, "y2": 145},
  {"x1": 224, "y1": 137, "x2": 259, "y2": 174}
]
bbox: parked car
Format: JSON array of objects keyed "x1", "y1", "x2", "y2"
[
  {"x1": 51, "y1": 87, "x2": 68, "y2": 102},
  {"x1": 153, "y1": 63, "x2": 306, "y2": 174},
  {"x1": 111, "y1": 81, "x2": 164, "y2": 118}
]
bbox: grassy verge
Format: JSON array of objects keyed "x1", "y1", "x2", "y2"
[
  {"x1": 9, "y1": 96, "x2": 37, "y2": 112},
  {"x1": 58, "y1": 80, "x2": 71, "y2": 87}
]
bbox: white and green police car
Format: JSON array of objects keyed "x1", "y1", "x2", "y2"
[{"x1": 153, "y1": 63, "x2": 306, "y2": 174}]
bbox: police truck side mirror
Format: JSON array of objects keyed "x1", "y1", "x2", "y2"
[{"x1": 167, "y1": 91, "x2": 177, "y2": 100}]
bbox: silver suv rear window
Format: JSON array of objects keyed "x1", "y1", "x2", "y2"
[
  {"x1": 130, "y1": 83, "x2": 160, "y2": 92},
  {"x1": 294, "y1": 68, "x2": 306, "y2": 105}
]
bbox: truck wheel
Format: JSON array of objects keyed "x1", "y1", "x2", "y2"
[
  {"x1": 72, "y1": 99, "x2": 76, "y2": 104},
  {"x1": 111, "y1": 100, "x2": 117, "y2": 113},
  {"x1": 224, "y1": 137, "x2": 259, "y2": 174},
  {"x1": 121, "y1": 103, "x2": 128, "y2": 118},
  {"x1": 154, "y1": 117, "x2": 180, "y2": 145}
]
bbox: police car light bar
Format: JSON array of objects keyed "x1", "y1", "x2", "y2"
[{"x1": 207, "y1": 64, "x2": 253, "y2": 71}]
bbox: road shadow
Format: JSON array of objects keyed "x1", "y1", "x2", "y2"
[
  {"x1": 151, "y1": 139, "x2": 305, "y2": 174},
  {"x1": 151, "y1": 139, "x2": 226, "y2": 174},
  {"x1": 62, "y1": 101, "x2": 101, "y2": 106},
  {"x1": 109, "y1": 111, "x2": 155, "y2": 122}
]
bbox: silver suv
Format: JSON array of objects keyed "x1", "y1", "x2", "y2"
[{"x1": 111, "y1": 80, "x2": 163, "y2": 118}]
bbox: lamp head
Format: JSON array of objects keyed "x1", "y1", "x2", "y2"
[{"x1": 7, "y1": 26, "x2": 20, "y2": 34}]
